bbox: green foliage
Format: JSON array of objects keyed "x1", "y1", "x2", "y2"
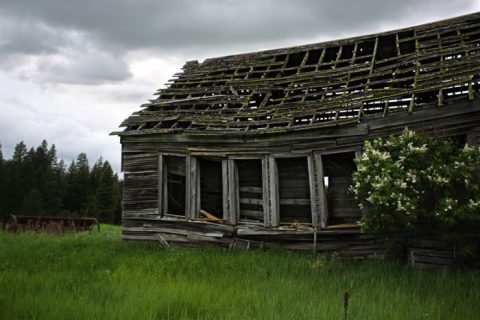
[
  {"x1": 350, "y1": 130, "x2": 480, "y2": 232},
  {"x1": 0, "y1": 140, "x2": 122, "y2": 224},
  {"x1": 0, "y1": 228, "x2": 480, "y2": 320}
]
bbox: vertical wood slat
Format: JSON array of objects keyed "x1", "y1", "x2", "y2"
[
  {"x1": 262, "y1": 157, "x2": 270, "y2": 227},
  {"x1": 228, "y1": 159, "x2": 240, "y2": 225},
  {"x1": 157, "y1": 155, "x2": 168, "y2": 216},
  {"x1": 162, "y1": 158, "x2": 168, "y2": 215},
  {"x1": 222, "y1": 159, "x2": 239, "y2": 225},
  {"x1": 313, "y1": 152, "x2": 328, "y2": 228},
  {"x1": 268, "y1": 156, "x2": 280, "y2": 227},
  {"x1": 222, "y1": 159, "x2": 229, "y2": 223},
  {"x1": 186, "y1": 156, "x2": 200, "y2": 220},
  {"x1": 307, "y1": 154, "x2": 318, "y2": 227}
]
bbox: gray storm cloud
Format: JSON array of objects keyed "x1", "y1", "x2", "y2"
[
  {"x1": 1, "y1": 0, "x2": 477, "y2": 54},
  {"x1": 0, "y1": 0, "x2": 479, "y2": 173}
]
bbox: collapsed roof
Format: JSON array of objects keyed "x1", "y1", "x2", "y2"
[{"x1": 117, "y1": 12, "x2": 480, "y2": 137}]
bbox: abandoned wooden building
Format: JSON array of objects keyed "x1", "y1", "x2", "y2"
[{"x1": 115, "y1": 12, "x2": 480, "y2": 255}]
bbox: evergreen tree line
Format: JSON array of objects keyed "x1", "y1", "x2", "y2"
[{"x1": 0, "y1": 140, "x2": 122, "y2": 224}]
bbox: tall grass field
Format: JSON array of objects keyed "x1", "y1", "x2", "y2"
[{"x1": 0, "y1": 225, "x2": 479, "y2": 319}]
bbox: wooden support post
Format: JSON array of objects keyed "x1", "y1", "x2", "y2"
[
  {"x1": 307, "y1": 154, "x2": 319, "y2": 227},
  {"x1": 262, "y1": 157, "x2": 270, "y2": 227},
  {"x1": 222, "y1": 159, "x2": 239, "y2": 225},
  {"x1": 269, "y1": 157, "x2": 280, "y2": 227},
  {"x1": 158, "y1": 154, "x2": 168, "y2": 216},
  {"x1": 312, "y1": 152, "x2": 328, "y2": 228},
  {"x1": 222, "y1": 159, "x2": 229, "y2": 222},
  {"x1": 186, "y1": 156, "x2": 200, "y2": 220},
  {"x1": 468, "y1": 75, "x2": 475, "y2": 101},
  {"x1": 262, "y1": 156, "x2": 279, "y2": 227},
  {"x1": 229, "y1": 159, "x2": 240, "y2": 224}
]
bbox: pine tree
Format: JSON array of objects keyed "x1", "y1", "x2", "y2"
[
  {"x1": 0, "y1": 141, "x2": 4, "y2": 218},
  {"x1": 22, "y1": 188, "x2": 44, "y2": 216},
  {"x1": 43, "y1": 143, "x2": 63, "y2": 215},
  {"x1": 64, "y1": 153, "x2": 90, "y2": 215},
  {"x1": 96, "y1": 161, "x2": 115, "y2": 223},
  {"x1": 12, "y1": 141, "x2": 27, "y2": 163}
]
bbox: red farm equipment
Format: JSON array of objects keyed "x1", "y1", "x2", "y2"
[{"x1": 2, "y1": 215, "x2": 100, "y2": 233}]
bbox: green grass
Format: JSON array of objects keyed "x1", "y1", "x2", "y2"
[{"x1": 1, "y1": 226, "x2": 479, "y2": 319}]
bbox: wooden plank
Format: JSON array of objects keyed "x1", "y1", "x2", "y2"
[
  {"x1": 239, "y1": 209, "x2": 264, "y2": 219},
  {"x1": 222, "y1": 159, "x2": 230, "y2": 224},
  {"x1": 308, "y1": 154, "x2": 319, "y2": 227},
  {"x1": 239, "y1": 186, "x2": 263, "y2": 193},
  {"x1": 227, "y1": 159, "x2": 238, "y2": 225},
  {"x1": 262, "y1": 157, "x2": 271, "y2": 227},
  {"x1": 199, "y1": 209, "x2": 222, "y2": 221},
  {"x1": 279, "y1": 198, "x2": 311, "y2": 205},
  {"x1": 185, "y1": 156, "x2": 200, "y2": 219},
  {"x1": 314, "y1": 152, "x2": 328, "y2": 227},
  {"x1": 269, "y1": 156, "x2": 280, "y2": 227},
  {"x1": 162, "y1": 156, "x2": 168, "y2": 214},
  {"x1": 154, "y1": 233, "x2": 170, "y2": 248},
  {"x1": 240, "y1": 197, "x2": 263, "y2": 205}
]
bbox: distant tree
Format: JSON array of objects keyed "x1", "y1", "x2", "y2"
[
  {"x1": 5, "y1": 141, "x2": 31, "y2": 214},
  {"x1": 64, "y1": 153, "x2": 91, "y2": 215},
  {"x1": 22, "y1": 188, "x2": 44, "y2": 216},
  {"x1": 0, "y1": 141, "x2": 4, "y2": 218},
  {"x1": 0, "y1": 140, "x2": 122, "y2": 223},
  {"x1": 12, "y1": 141, "x2": 27, "y2": 163},
  {"x1": 96, "y1": 161, "x2": 115, "y2": 222}
]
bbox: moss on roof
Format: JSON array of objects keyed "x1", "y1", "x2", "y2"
[{"x1": 117, "y1": 12, "x2": 480, "y2": 137}]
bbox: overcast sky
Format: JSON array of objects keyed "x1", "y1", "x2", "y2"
[{"x1": 1, "y1": 0, "x2": 480, "y2": 173}]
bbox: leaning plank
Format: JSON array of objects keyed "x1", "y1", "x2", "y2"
[
  {"x1": 199, "y1": 209, "x2": 222, "y2": 221},
  {"x1": 154, "y1": 233, "x2": 170, "y2": 247}
]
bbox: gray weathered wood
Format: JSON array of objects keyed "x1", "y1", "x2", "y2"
[
  {"x1": 313, "y1": 152, "x2": 328, "y2": 227},
  {"x1": 262, "y1": 157, "x2": 271, "y2": 227},
  {"x1": 186, "y1": 156, "x2": 200, "y2": 219},
  {"x1": 158, "y1": 154, "x2": 165, "y2": 215},
  {"x1": 222, "y1": 159, "x2": 230, "y2": 223},
  {"x1": 268, "y1": 156, "x2": 280, "y2": 227},
  {"x1": 308, "y1": 154, "x2": 319, "y2": 227}
]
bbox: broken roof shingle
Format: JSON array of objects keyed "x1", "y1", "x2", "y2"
[{"x1": 117, "y1": 12, "x2": 480, "y2": 136}]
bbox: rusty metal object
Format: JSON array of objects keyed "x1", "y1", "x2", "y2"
[{"x1": 2, "y1": 215, "x2": 100, "y2": 233}]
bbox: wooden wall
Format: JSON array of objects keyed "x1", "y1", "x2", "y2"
[
  {"x1": 120, "y1": 101, "x2": 480, "y2": 246},
  {"x1": 122, "y1": 149, "x2": 158, "y2": 217}
]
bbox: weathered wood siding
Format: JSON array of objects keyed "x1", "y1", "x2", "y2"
[
  {"x1": 120, "y1": 100, "x2": 480, "y2": 248},
  {"x1": 122, "y1": 147, "x2": 158, "y2": 217}
]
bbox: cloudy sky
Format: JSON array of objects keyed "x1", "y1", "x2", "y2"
[{"x1": 1, "y1": 0, "x2": 480, "y2": 173}]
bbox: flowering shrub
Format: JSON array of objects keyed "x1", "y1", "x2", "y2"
[{"x1": 349, "y1": 129, "x2": 480, "y2": 232}]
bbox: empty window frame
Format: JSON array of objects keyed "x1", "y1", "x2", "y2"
[
  {"x1": 199, "y1": 158, "x2": 224, "y2": 219},
  {"x1": 165, "y1": 156, "x2": 186, "y2": 216},
  {"x1": 236, "y1": 159, "x2": 264, "y2": 222},
  {"x1": 276, "y1": 157, "x2": 311, "y2": 223},
  {"x1": 322, "y1": 152, "x2": 361, "y2": 224}
]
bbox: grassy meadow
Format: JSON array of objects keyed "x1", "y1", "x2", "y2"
[{"x1": 0, "y1": 225, "x2": 479, "y2": 319}]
